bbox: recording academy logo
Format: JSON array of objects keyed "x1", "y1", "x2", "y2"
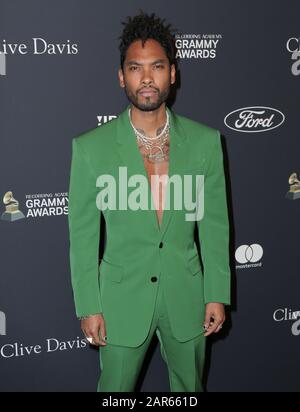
[
  {"x1": 175, "y1": 33, "x2": 222, "y2": 59},
  {"x1": 286, "y1": 37, "x2": 300, "y2": 76},
  {"x1": 0, "y1": 311, "x2": 6, "y2": 336},
  {"x1": 285, "y1": 172, "x2": 300, "y2": 200},
  {"x1": 235, "y1": 244, "x2": 263, "y2": 269},
  {"x1": 97, "y1": 114, "x2": 117, "y2": 127},
  {"x1": 273, "y1": 308, "x2": 300, "y2": 336},
  {"x1": 25, "y1": 192, "x2": 68, "y2": 218},
  {"x1": 224, "y1": 106, "x2": 285, "y2": 133},
  {"x1": 1, "y1": 190, "x2": 68, "y2": 221}
]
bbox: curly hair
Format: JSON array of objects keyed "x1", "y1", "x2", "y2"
[{"x1": 118, "y1": 10, "x2": 178, "y2": 69}]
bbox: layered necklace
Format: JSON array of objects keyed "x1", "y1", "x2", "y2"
[{"x1": 128, "y1": 107, "x2": 170, "y2": 163}]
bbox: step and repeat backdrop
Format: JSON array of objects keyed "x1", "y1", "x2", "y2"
[{"x1": 0, "y1": 0, "x2": 299, "y2": 392}]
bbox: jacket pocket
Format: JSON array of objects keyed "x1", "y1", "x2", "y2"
[
  {"x1": 187, "y1": 253, "x2": 202, "y2": 275},
  {"x1": 99, "y1": 257, "x2": 124, "y2": 283}
]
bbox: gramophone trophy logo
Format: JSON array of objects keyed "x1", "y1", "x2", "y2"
[
  {"x1": 286, "y1": 172, "x2": 300, "y2": 200},
  {"x1": 1, "y1": 191, "x2": 25, "y2": 222}
]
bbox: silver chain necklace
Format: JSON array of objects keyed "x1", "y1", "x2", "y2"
[{"x1": 128, "y1": 107, "x2": 170, "y2": 162}]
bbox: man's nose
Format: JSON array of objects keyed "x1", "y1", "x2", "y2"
[{"x1": 141, "y1": 67, "x2": 153, "y2": 85}]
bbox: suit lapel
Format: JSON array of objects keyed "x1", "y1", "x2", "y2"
[{"x1": 115, "y1": 104, "x2": 187, "y2": 238}]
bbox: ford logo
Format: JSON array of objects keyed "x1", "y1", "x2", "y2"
[{"x1": 224, "y1": 106, "x2": 285, "y2": 133}]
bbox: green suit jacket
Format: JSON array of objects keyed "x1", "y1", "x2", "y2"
[{"x1": 68, "y1": 104, "x2": 231, "y2": 347}]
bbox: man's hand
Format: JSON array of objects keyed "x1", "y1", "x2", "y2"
[
  {"x1": 81, "y1": 314, "x2": 107, "y2": 346},
  {"x1": 203, "y1": 303, "x2": 225, "y2": 337}
]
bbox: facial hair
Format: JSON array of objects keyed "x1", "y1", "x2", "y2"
[{"x1": 123, "y1": 83, "x2": 171, "y2": 112}]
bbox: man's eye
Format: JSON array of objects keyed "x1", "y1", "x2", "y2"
[
  {"x1": 155, "y1": 64, "x2": 164, "y2": 69},
  {"x1": 130, "y1": 66, "x2": 139, "y2": 71}
]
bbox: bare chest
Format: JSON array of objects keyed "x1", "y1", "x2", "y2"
[{"x1": 136, "y1": 139, "x2": 170, "y2": 227}]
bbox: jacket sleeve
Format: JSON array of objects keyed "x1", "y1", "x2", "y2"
[
  {"x1": 68, "y1": 137, "x2": 103, "y2": 317},
  {"x1": 197, "y1": 130, "x2": 231, "y2": 305}
]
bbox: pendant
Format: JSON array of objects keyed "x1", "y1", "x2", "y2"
[{"x1": 146, "y1": 146, "x2": 167, "y2": 162}]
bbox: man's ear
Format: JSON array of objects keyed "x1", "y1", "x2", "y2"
[
  {"x1": 170, "y1": 63, "x2": 176, "y2": 85},
  {"x1": 118, "y1": 67, "x2": 125, "y2": 88}
]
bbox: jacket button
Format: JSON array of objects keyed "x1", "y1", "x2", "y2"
[
  {"x1": 159, "y1": 242, "x2": 163, "y2": 248},
  {"x1": 151, "y1": 276, "x2": 157, "y2": 282}
]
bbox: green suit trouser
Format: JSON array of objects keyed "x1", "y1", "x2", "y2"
[{"x1": 97, "y1": 273, "x2": 206, "y2": 392}]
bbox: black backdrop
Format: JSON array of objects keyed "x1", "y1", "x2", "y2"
[{"x1": 1, "y1": 0, "x2": 300, "y2": 392}]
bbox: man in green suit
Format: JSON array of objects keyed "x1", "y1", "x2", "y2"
[{"x1": 68, "y1": 11, "x2": 231, "y2": 392}]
